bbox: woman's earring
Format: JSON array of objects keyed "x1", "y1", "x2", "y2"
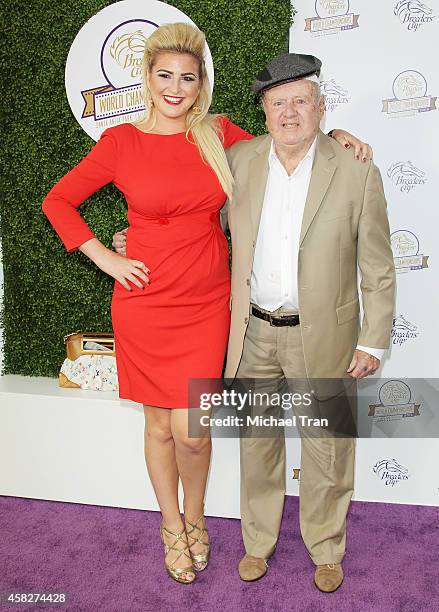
[{"x1": 192, "y1": 105, "x2": 202, "y2": 115}]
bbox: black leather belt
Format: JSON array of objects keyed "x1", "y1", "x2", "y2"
[{"x1": 251, "y1": 305, "x2": 300, "y2": 327}]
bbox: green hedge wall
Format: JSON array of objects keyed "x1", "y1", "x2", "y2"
[{"x1": 0, "y1": 0, "x2": 293, "y2": 376}]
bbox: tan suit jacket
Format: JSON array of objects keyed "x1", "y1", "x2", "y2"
[{"x1": 224, "y1": 131, "x2": 396, "y2": 379}]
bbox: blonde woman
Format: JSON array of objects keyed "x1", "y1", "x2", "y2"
[{"x1": 43, "y1": 22, "x2": 371, "y2": 584}]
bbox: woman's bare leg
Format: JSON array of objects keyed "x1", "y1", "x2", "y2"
[
  {"x1": 171, "y1": 409, "x2": 211, "y2": 564},
  {"x1": 144, "y1": 405, "x2": 194, "y2": 580}
]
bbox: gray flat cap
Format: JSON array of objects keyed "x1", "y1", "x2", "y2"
[{"x1": 252, "y1": 53, "x2": 322, "y2": 95}]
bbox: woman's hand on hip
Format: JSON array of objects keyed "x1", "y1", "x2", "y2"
[
  {"x1": 80, "y1": 238, "x2": 150, "y2": 291},
  {"x1": 98, "y1": 251, "x2": 150, "y2": 291}
]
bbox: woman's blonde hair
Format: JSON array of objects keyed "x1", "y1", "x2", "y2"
[{"x1": 134, "y1": 22, "x2": 234, "y2": 199}]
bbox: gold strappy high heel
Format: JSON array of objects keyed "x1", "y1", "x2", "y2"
[
  {"x1": 160, "y1": 524, "x2": 196, "y2": 584},
  {"x1": 184, "y1": 512, "x2": 211, "y2": 572}
]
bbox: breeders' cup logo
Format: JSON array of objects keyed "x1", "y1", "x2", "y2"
[
  {"x1": 382, "y1": 70, "x2": 437, "y2": 117},
  {"x1": 109, "y1": 29, "x2": 148, "y2": 78},
  {"x1": 394, "y1": 1, "x2": 435, "y2": 31},
  {"x1": 304, "y1": 1, "x2": 359, "y2": 36},
  {"x1": 391, "y1": 315, "x2": 420, "y2": 345},
  {"x1": 368, "y1": 380, "x2": 420, "y2": 422},
  {"x1": 80, "y1": 20, "x2": 156, "y2": 126},
  {"x1": 373, "y1": 458, "x2": 410, "y2": 487},
  {"x1": 64, "y1": 0, "x2": 214, "y2": 141},
  {"x1": 391, "y1": 230, "x2": 429, "y2": 274},
  {"x1": 387, "y1": 161, "x2": 427, "y2": 193},
  {"x1": 320, "y1": 80, "x2": 350, "y2": 112}
]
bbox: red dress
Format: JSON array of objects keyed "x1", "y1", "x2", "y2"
[{"x1": 42, "y1": 118, "x2": 252, "y2": 408}]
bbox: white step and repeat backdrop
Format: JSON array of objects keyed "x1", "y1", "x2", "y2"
[{"x1": 286, "y1": 0, "x2": 439, "y2": 505}]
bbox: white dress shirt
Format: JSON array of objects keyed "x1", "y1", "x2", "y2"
[{"x1": 250, "y1": 137, "x2": 384, "y2": 361}]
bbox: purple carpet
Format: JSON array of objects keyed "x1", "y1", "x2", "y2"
[{"x1": 1, "y1": 495, "x2": 438, "y2": 612}]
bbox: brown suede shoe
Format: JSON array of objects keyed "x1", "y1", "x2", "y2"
[
  {"x1": 238, "y1": 554, "x2": 268, "y2": 581},
  {"x1": 314, "y1": 563, "x2": 344, "y2": 592}
]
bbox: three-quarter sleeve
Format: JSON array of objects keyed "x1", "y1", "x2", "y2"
[
  {"x1": 42, "y1": 129, "x2": 117, "y2": 252},
  {"x1": 219, "y1": 116, "x2": 254, "y2": 149}
]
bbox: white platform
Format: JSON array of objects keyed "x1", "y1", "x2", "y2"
[
  {"x1": 0, "y1": 375, "x2": 241, "y2": 517},
  {"x1": 1, "y1": 376, "x2": 438, "y2": 514}
]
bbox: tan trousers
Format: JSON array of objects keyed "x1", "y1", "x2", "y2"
[{"x1": 237, "y1": 308, "x2": 355, "y2": 565}]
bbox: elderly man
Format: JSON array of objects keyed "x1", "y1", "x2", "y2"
[{"x1": 224, "y1": 53, "x2": 395, "y2": 591}]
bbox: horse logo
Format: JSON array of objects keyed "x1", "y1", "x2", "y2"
[
  {"x1": 320, "y1": 79, "x2": 348, "y2": 97},
  {"x1": 305, "y1": 1, "x2": 359, "y2": 35},
  {"x1": 373, "y1": 458, "x2": 410, "y2": 486},
  {"x1": 387, "y1": 161, "x2": 425, "y2": 183},
  {"x1": 394, "y1": 1, "x2": 433, "y2": 19},
  {"x1": 396, "y1": 74, "x2": 424, "y2": 98},
  {"x1": 320, "y1": 80, "x2": 350, "y2": 111},
  {"x1": 379, "y1": 380, "x2": 412, "y2": 407},
  {"x1": 387, "y1": 161, "x2": 427, "y2": 193},
  {"x1": 392, "y1": 315, "x2": 419, "y2": 346},
  {"x1": 109, "y1": 31, "x2": 148, "y2": 76},
  {"x1": 392, "y1": 315, "x2": 418, "y2": 332},
  {"x1": 394, "y1": 1, "x2": 434, "y2": 30},
  {"x1": 383, "y1": 70, "x2": 436, "y2": 116},
  {"x1": 315, "y1": 0, "x2": 348, "y2": 18},
  {"x1": 391, "y1": 231, "x2": 419, "y2": 257},
  {"x1": 390, "y1": 230, "x2": 429, "y2": 272}
]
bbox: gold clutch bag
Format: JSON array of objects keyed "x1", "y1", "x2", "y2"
[{"x1": 59, "y1": 332, "x2": 116, "y2": 388}]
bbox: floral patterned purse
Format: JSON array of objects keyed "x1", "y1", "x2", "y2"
[{"x1": 59, "y1": 332, "x2": 119, "y2": 391}]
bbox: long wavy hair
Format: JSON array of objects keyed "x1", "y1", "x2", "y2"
[{"x1": 134, "y1": 23, "x2": 234, "y2": 199}]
